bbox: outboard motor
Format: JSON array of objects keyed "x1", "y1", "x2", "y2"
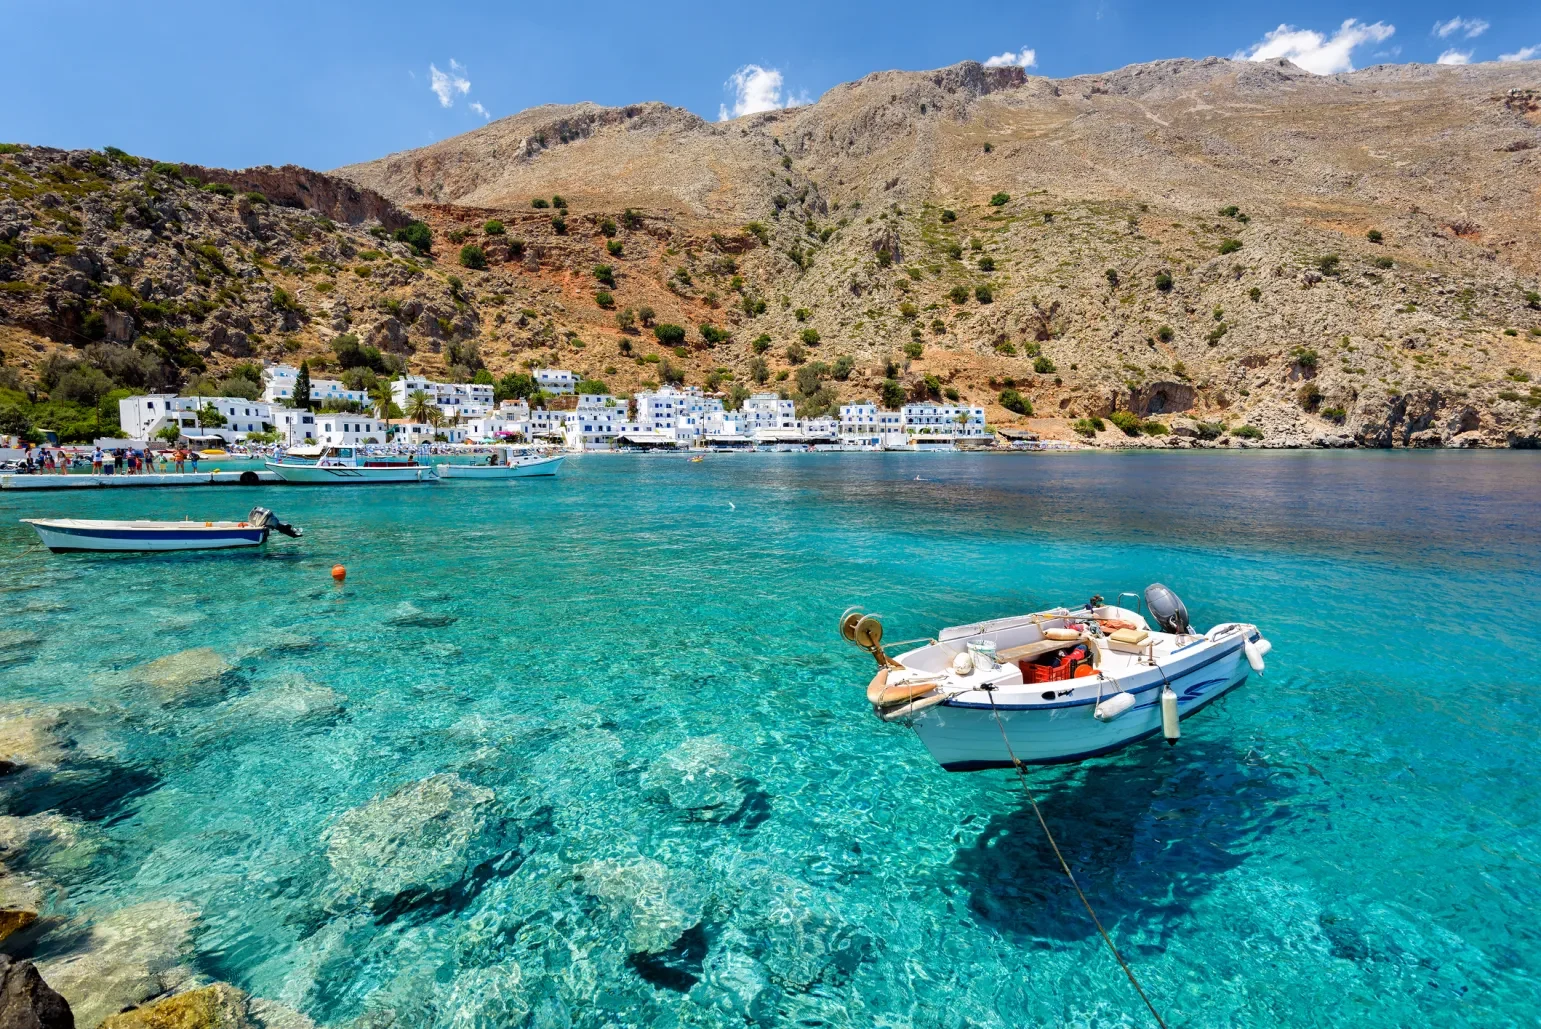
[
  {"x1": 1144, "y1": 583, "x2": 1190, "y2": 634},
  {"x1": 248, "y1": 506, "x2": 303, "y2": 538}
]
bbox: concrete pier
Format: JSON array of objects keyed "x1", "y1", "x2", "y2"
[{"x1": 0, "y1": 471, "x2": 280, "y2": 490}]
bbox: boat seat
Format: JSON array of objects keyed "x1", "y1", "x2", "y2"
[{"x1": 996, "y1": 638, "x2": 1084, "y2": 664}]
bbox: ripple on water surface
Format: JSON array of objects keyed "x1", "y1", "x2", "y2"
[{"x1": 1, "y1": 451, "x2": 1539, "y2": 1027}]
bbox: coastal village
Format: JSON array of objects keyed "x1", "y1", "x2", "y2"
[{"x1": 112, "y1": 363, "x2": 994, "y2": 452}]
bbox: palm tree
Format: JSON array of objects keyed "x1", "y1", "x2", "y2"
[
  {"x1": 405, "y1": 389, "x2": 435, "y2": 426},
  {"x1": 370, "y1": 381, "x2": 396, "y2": 438}
]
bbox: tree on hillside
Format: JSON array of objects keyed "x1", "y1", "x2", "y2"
[
  {"x1": 405, "y1": 389, "x2": 438, "y2": 426},
  {"x1": 293, "y1": 361, "x2": 313, "y2": 410}
]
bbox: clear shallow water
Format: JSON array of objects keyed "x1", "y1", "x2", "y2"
[{"x1": 2, "y1": 451, "x2": 1539, "y2": 1028}]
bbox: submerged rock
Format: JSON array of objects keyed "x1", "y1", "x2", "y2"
[
  {"x1": 322, "y1": 773, "x2": 507, "y2": 911},
  {"x1": 642, "y1": 736, "x2": 748, "y2": 817},
  {"x1": 99, "y1": 984, "x2": 250, "y2": 1029},
  {"x1": 128, "y1": 649, "x2": 233, "y2": 706},
  {"x1": 0, "y1": 708, "x2": 70, "y2": 772},
  {"x1": 0, "y1": 954, "x2": 74, "y2": 1029},
  {"x1": 384, "y1": 604, "x2": 458, "y2": 629},
  {"x1": 221, "y1": 677, "x2": 344, "y2": 726},
  {"x1": 36, "y1": 901, "x2": 198, "y2": 1029},
  {"x1": 574, "y1": 857, "x2": 706, "y2": 954}
]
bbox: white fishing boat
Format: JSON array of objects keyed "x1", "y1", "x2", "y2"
[
  {"x1": 266, "y1": 445, "x2": 433, "y2": 484},
  {"x1": 840, "y1": 584, "x2": 1271, "y2": 770},
  {"x1": 22, "y1": 506, "x2": 302, "y2": 553},
  {"x1": 436, "y1": 445, "x2": 564, "y2": 479}
]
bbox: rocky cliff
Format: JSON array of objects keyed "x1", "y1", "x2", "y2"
[{"x1": 3, "y1": 57, "x2": 1540, "y2": 446}]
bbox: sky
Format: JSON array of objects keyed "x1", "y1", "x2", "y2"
[{"x1": 4, "y1": 0, "x2": 1538, "y2": 172}]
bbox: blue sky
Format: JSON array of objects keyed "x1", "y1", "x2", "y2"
[{"x1": 5, "y1": 0, "x2": 1538, "y2": 171}]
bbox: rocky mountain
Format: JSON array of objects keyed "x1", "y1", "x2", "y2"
[{"x1": 4, "y1": 57, "x2": 1541, "y2": 446}]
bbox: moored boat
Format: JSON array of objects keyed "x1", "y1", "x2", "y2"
[
  {"x1": 840, "y1": 584, "x2": 1270, "y2": 769},
  {"x1": 266, "y1": 445, "x2": 434, "y2": 484},
  {"x1": 436, "y1": 445, "x2": 564, "y2": 479},
  {"x1": 22, "y1": 506, "x2": 302, "y2": 553}
]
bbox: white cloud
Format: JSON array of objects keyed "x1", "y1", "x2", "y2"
[
  {"x1": 718, "y1": 65, "x2": 803, "y2": 121},
  {"x1": 1499, "y1": 44, "x2": 1540, "y2": 61},
  {"x1": 469, "y1": 101, "x2": 490, "y2": 120},
  {"x1": 1433, "y1": 16, "x2": 1488, "y2": 39},
  {"x1": 1236, "y1": 19, "x2": 1396, "y2": 75},
  {"x1": 983, "y1": 46, "x2": 1037, "y2": 69},
  {"x1": 429, "y1": 59, "x2": 471, "y2": 108},
  {"x1": 1436, "y1": 48, "x2": 1473, "y2": 64}
]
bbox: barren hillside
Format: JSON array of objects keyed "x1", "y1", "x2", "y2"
[{"x1": 3, "y1": 57, "x2": 1540, "y2": 446}]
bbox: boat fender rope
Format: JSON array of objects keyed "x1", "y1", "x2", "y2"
[{"x1": 981, "y1": 686, "x2": 1169, "y2": 1029}]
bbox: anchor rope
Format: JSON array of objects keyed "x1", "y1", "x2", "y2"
[{"x1": 981, "y1": 686, "x2": 1169, "y2": 1029}]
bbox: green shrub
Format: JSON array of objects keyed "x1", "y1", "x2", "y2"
[
  {"x1": 1033, "y1": 355, "x2": 1055, "y2": 374},
  {"x1": 1207, "y1": 323, "x2": 1229, "y2": 345},
  {"x1": 394, "y1": 221, "x2": 432, "y2": 254},
  {"x1": 1249, "y1": 286, "x2": 1262, "y2": 301},
  {"x1": 1105, "y1": 268, "x2": 1119, "y2": 287},
  {"x1": 903, "y1": 340, "x2": 924, "y2": 359},
  {"x1": 1109, "y1": 410, "x2": 1141, "y2": 435},
  {"x1": 243, "y1": 191, "x2": 268, "y2": 205},
  {"x1": 1505, "y1": 367, "x2": 1531, "y2": 382},
  {"x1": 1321, "y1": 406, "x2": 1346, "y2": 424},
  {"x1": 150, "y1": 161, "x2": 183, "y2": 180},
  {"x1": 832, "y1": 355, "x2": 855, "y2": 380},
  {"x1": 1292, "y1": 347, "x2": 1319, "y2": 370},
  {"x1": 458, "y1": 245, "x2": 487, "y2": 270},
  {"x1": 551, "y1": 195, "x2": 567, "y2": 209},
  {"x1": 949, "y1": 285, "x2": 969, "y2": 304},
  {"x1": 201, "y1": 182, "x2": 235, "y2": 197},
  {"x1": 999, "y1": 389, "x2": 1030, "y2": 415},
  {"x1": 1297, "y1": 382, "x2": 1323, "y2": 411},
  {"x1": 974, "y1": 285, "x2": 993, "y2": 304},
  {"x1": 941, "y1": 209, "x2": 956, "y2": 223},
  {"x1": 1316, "y1": 254, "x2": 1341, "y2": 276},
  {"x1": 1155, "y1": 271, "x2": 1173, "y2": 292},
  {"x1": 599, "y1": 218, "x2": 617, "y2": 237},
  {"x1": 880, "y1": 378, "x2": 906, "y2": 409},
  {"x1": 700, "y1": 324, "x2": 731, "y2": 345},
  {"x1": 994, "y1": 341, "x2": 1017, "y2": 356},
  {"x1": 977, "y1": 256, "x2": 995, "y2": 272},
  {"x1": 945, "y1": 242, "x2": 963, "y2": 260},
  {"x1": 484, "y1": 219, "x2": 505, "y2": 235},
  {"x1": 654, "y1": 323, "x2": 686, "y2": 345},
  {"x1": 1218, "y1": 238, "x2": 1242, "y2": 255},
  {"x1": 0, "y1": 143, "x2": 24, "y2": 155},
  {"x1": 1366, "y1": 229, "x2": 1383, "y2": 243},
  {"x1": 1073, "y1": 417, "x2": 1103, "y2": 436},
  {"x1": 1233, "y1": 425, "x2": 1264, "y2": 440},
  {"x1": 988, "y1": 192, "x2": 1010, "y2": 206},
  {"x1": 593, "y1": 264, "x2": 615, "y2": 287},
  {"x1": 1373, "y1": 256, "x2": 1393, "y2": 270},
  {"x1": 1524, "y1": 290, "x2": 1540, "y2": 309},
  {"x1": 532, "y1": 198, "x2": 549, "y2": 209},
  {"x1": 551, "y1": 216, "x2": 567, "y2": 235},
  {"x1": 1141, "y1": 420, "x2": 1168, "y2": 435},
  {"x1": 794, "y1": 307, "x2": 810, "y2": 321},
  {"x1": 1195, "y1": 421, "x2": 1225, "y2": 440},
  {"x1": 1157, "y1": 325, "x2": 1174, "y2": 343},
  {"x1": 595, "y1": 290, "x2": 614, "y2": 309},
  {"x1": 1219, "y1": 206, "x2": 1239, "y2": 218},
  {"x1": 799, "y1": 327, "x2": 820, "y2": 346},
  {"x1": 750, "y1": 334, "x2": 771, "y2": 354}
]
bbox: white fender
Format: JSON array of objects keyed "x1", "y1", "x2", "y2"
[
  {"x1": 1094, "y1": 692, "x2": 1137, "y2": 721},
  {"x1": 1243, "y1": 640, "x2": 1266, "y2": 674},
  {"x1": 1254, "y1": 637, "x2": 1272, "y2": 657},
  {"x1": 1161, "y1": 686, "x2": 1180, "y2": 744}
]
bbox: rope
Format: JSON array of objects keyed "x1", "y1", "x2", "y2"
[{"x1": 981, "y1": 685, "x2": 1169, "y2": 1029}]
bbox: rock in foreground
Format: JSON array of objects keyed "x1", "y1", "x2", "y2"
[{"x1": 0, "y1": 954, "x2": 74, "y2": 1029}]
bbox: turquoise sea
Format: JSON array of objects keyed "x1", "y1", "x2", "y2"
[{"x1": 2, "y1": 452, "x2": 1539, "y2": 1028}]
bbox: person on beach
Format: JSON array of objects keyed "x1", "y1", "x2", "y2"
[
  {"x1": 174, "y1": 447, "x2": 185, "y2": 473},
  {"x1": 91, "y1": 449, "x2": 103, "y2": 474},
  {"x1": 188, "y1": 450, "x2": 199, "y2": 473}
]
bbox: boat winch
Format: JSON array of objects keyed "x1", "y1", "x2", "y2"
[{"x1": 838, "y1": 607, "x2": 898, "y2": 667}]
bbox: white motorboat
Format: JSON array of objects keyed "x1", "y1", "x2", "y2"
[
  {"x1": 22, "y1": 506, "x2": 302, "y2": 553},
  {"x1": 436, "y1": 445, "x2": 564, "y2": 479},
  {"x1": 841, "y1": 584, "x2": 1270, "y2": 770},
  {"x1": 266, "y1": 445, "x2": 433, "y2": 484}
]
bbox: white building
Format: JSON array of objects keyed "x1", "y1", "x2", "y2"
[
  {"x1": 271, "y1": 407, "x2": 317, "y2": 445},
  {"x1": 390, "y1": 376, "x2": 494, "y2": 421},
  {"x1": 563, "y1": 394, "x2": 629, "y2": 450},
  {"x1": 901, "y1": 402, "x2": 988, "y2": 439},
  {"x1": 314, "y1": 414, "x2": 388, "y2": 445},
  {"x1": 464, "y1": 400, "x2": 531, "y2": 440},
  {"x1": 534, "y1": 368, "x2": 579, "y2": 395},
  {"x1": 739, "y1": 393, "x2": 798, "y2": 437},
  {"x1": 119, "y1": 395, "x2": 278, "y2": 444},
  {"x1": 261, "y1": 365, "x2": 368, "y2": 407},
  {"x1": 839, "y1": 402, "x2": 904, "y2": 448},
  {"x1": 391, "y1": 422, "x2": 467, "y2": 445}
]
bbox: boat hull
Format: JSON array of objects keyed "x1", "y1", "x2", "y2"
[
  {"x1": 265, "y1": 461, "x2": 433, "y2": 484},
  {"x1": 24, "y1": 520, "x2": 268, "y2": 552},
  {"x1": 909, "y1": 641, "x2": 1249, "y2": 769},
  {"x1": 436, "y1": 456, "x2": 564, "y2": 478}
]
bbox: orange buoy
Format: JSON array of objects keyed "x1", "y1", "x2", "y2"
[{"x1": 331, "y1": 565, "x2": 347, "y2": 581}]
